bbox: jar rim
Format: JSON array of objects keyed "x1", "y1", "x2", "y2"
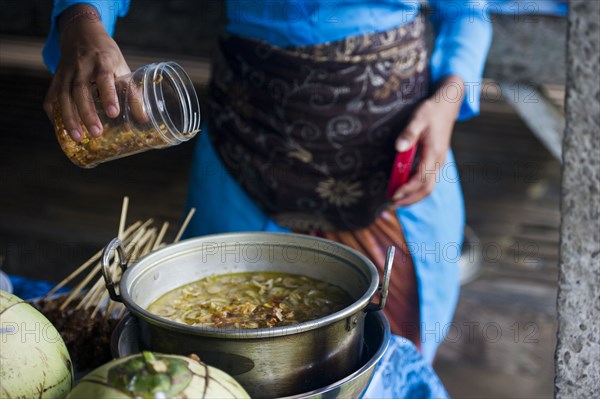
[{"x1": 143, "y1": 61, "x2": 201, "y2": 144}]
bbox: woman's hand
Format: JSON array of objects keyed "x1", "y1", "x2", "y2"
[
  {"x1": 43, "y1": 4, "x2": 130, "y2": 142},
  {"x1": 391, "y1": 75, "x2": 465, "y2": 207}
]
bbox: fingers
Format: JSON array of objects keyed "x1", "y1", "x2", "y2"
[
  {"x1": 44, "y1": 25, "x2": 130, "y2": 142},
  {"x1": 390, "y1": 105, "x2": 429, "y2": 204},
  {"x1": 391, "y1": 170, "x2": 435, "y2": 207},
  {"x1": 392, "y1": 142, "x2": 443, "y2": 206},
  {"x1": 96, "y1": 69, "x2": 119, "y2": 118},
  {"x1": 395, "y1": 114, "x2": 427, "y2": 152},
  {"x1": 45, "y1": 66, "x2": 99, "y2": 141},
  {"x1": 44, "y1": 71, "x2": 85, "y2": 142},
  {"x1": 58, "y1": 83, "x2": 83, "y2": 141},
  {"x1": 126, "y1": 80, "x2": 150, "y2": 124},
  {"x1": 390, "y1": 97, "x2": 456, "y2": 207},
  {"x1": 72, "y1": 77, "x2": 102, "y2": 137},
  {"x1": 43, "y1": 79, "x2": 59, "y2": 123}
]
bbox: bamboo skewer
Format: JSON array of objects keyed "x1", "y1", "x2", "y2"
[
  {"x1": 60, "y1": 263, "x2": 103, "y2": 310},
  {"x1": 79, "y1": 220, "x2": 149, "y2": 309},
  {"x1": 43, "y1": 197, "x2": 193, "y2": 327},
  {"x1": 118, "y1": 196, "x2": 129, "y2": 240},
  {"x1": 154, "y1": 222, "x2": 169, "y2": 250},
  {"x1": 58, "y1": 220, "x2": 150, "y2": 310},
  {"x1": 76, "y1": 276, "x2": 103, "y2": 310},
  {"x1": 174, "y1": 208, "x2": 195, "y2": 243},
  {"x1": 141, "y1": 229, "x2": 157, "y2": 258},
  {"x1": 87, "y1": 284, "x2": 108, "y2": 310},
  {"x1": 128, "y1": 228, "x2": 150, "y2": 261},
  {"x1": 91, "y1": 291, "x2": 109, "y2": 318},
  {"x1": 116, "y1": 304, "x2": 128, "y2": 319},
  {"x1": 44, "y1": 251, "x2": 102, "y2": 300},
  {"x1": 103, "y1": 302, "x2": 117, "y2": 321},
  {"x1": 93, "y1": 258, "x2": 120, "y2": 318},
  {"x1": 43, "y1": 220, "x2": 142, "y2": 300}
]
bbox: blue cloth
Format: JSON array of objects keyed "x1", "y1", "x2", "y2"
[
  {"x1": 8, "y1": 275, "x2": 70, "y2": 301},
  {"x1": 43, "y1": 0, "x2": 492, "y2": 120},
  {"x1": 363, "y1": 335, "x2": 449, "y2": 398},
  {"x1": 397, "y1": 151, "x2": 464, "y2": 362},
  {"x1": 427, "y1": 0, "x2": 493, "y2": 119}
]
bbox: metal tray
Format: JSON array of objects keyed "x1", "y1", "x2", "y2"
[{"x1": 112, "y1": 311, "x2": 391, "y2": 399}]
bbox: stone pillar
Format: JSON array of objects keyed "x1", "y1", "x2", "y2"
[{"x1": 554, "y1": 1, "x2": 600, "y2": 398}]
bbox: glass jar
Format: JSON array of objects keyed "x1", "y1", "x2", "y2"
[{"x1": 54, "y1": 61, "x2": 201, "y2": 168}]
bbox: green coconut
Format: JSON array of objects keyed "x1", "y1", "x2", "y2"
[
  {"x1": 0, "y1": 290, "x2": 73, "y2": 399},
  {"x1": 67, "y1": 352, "x2": 251, "y2": 399}
]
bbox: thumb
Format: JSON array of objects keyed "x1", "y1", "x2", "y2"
[{"x1": 396, "y1": 117, "x2": 426, "y2": 152}]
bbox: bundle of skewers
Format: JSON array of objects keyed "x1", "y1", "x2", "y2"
[{"x1": 33, "y1": 197, "x2": 195, "y2": 371}]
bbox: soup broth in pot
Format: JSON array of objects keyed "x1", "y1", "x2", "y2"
[{"x1": 147, "y1": 271, "x2": 353, "y2": 329}]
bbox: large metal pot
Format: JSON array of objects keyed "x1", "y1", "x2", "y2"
[
  {"x1": 111, "y1": 311, "x2": 391, "y2": 399},
  {"x1": 102, "y1": 232, "x2": 392, "y2": 398}
]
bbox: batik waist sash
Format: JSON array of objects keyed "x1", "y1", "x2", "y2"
[{"x1": 208, "y1": 16, "x2": 429, "y2": 231}]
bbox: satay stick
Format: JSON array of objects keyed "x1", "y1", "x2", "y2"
[
  {"x1": 123, "y1": 221, "x2": 152, "y2": 257},
  {"x1": 97, "y1": 253, "x2": 126, "y2": 318},
  {"x1": 60, "y1": 263, "x2": 102, "y2": 310},
  {"x1": 104, "y1": 286, "x2": 125, "y2": 320},
  {"x1": 79, "y1": 267, "x2": 118, "y2": 311},
  {"x1": 138, "y1": 228, "x2": 156, "y2": 250},
  {"x1": 44, "y1": 251, "x2": 101, "y2": 300},
  {"x1": 116, "y1": 304, "x2": 127, "y2": 319},
  {"x1": 174, "y1": 208, "x2": 195, "y2": 243},
  {"x1": 141, "y1": 229, "x2": 157, "y2": 257},
  {"x1": 80, "y1": 280, "x2": 104, "y2": 311},
  {"x1": 91, "y1": 223, "x2": 150, "y2": 310},
  {"x1": 92, "y1": 257, "x2": 119, "y2": 318},
  {"x1": 128, "y1": 228, "x2": 151, "y2": 261},
  {"x1": 58, "y1": 220, "x2": 149, "y2": 310},
  {"x1": 122, "y1": 218, "x2": 153, "y2": 255},
  {"x1": 104, "y1": 298, "x2": 117, "y2": 320},
  {"x1": 100, "y1": 225, "x2": 159, "y2": 318},
  {"x1": 76, "y1": 275, "x2": 104, "y2": 310},
  {"x1": 153, "y1": 222, "x2": 169, "y2": 250},
  {"x1": 43, "y1": 220, "x2": 142, "y2": 299},
  {"x1": 91, "y1": 291, "x2": 109, "y2": 318},
  {"x1": 118, "y1": 196, "x2": 129, "y2": 240}
]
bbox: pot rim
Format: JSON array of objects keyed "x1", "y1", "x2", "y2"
[{"x1": 118, "y1": 232, "x2": 380, "y2": 339}]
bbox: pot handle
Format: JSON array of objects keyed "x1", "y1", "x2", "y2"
[
  {"x1": 101, "y1": 237, "x2": 128, "y2": 302},
  {"x1": 366, "y1": 246, "x2": 394, "y2": 312}
]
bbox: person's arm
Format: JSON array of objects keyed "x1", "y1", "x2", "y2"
[
  {"x1": 43, "y1": 1, "x2": 130, "y2": 73},
  {"x1": 392, "y1": 0, "x2": 492, "y2": 206},
  {"x1": 427, "y1": 0, "x2": 493, "y2": 120},
  {"x1": 43, "y1": 0, "x2": 130, "y2": 142}
]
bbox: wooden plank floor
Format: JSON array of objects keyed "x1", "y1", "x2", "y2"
[
  {"x1": 437, "y1": 93, "x2": 559, "y2": 398},
  {"x1": 0, "y1": 66, "x2": 560, "y2": 398}
]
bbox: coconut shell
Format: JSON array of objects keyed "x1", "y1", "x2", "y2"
[
  {"x1": 68, "y1": 352, "x2": 250, "y2": 399},
  {"x1": 0, "y1": 290, "x2": 74, "y2": 399}
]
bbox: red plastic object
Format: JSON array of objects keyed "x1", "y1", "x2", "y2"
[{"x1": 386, "y1": 145, "x2": 418, "y2": 198}]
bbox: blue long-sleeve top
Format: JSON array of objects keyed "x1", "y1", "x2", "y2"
[{"x1": 43, "y1": 0, "x2": 492, "y2": 120}]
